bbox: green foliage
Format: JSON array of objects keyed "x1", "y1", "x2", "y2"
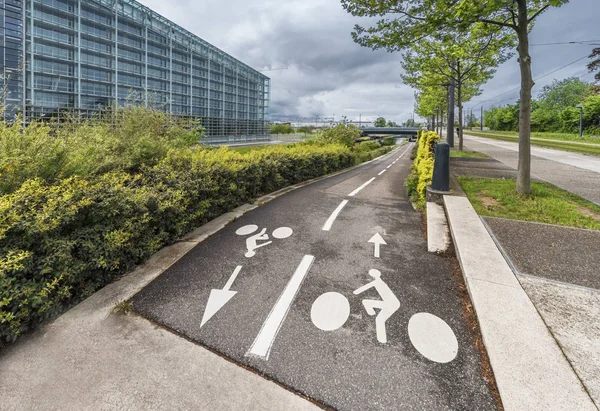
[
  {"x1": 270, "y1": 124, "x2": 294, "y2": 134},
  {"x1": 311, "y1": 124, "x2": 361, "y2": 148},
  {"x1": 0, "y1": 106, "x2": 203, "y2": 195},
  {"x1": 0, "y1": 141, "x2": 392, "y2": 342},
  {"x1": 487, "y1": 82, "x2": 599, "y2": 134},
  {"x1": 297, "y1": 125, "x2": 315, "y2": 135},
  {"x1": 358, "y1": 141, "x2": 381, "y2": 151},
  {"x1": 458, "y1": 177, "x2": 600, "y2": 230},
  {"x1": 382, "y1": 136, "x2": 396, "y2": 146},
  {"x1": 374, "y1": 117, "x2": 387, "y2": 127},
  {"x1": 588, "y1": 47, "x2": 600, "y2": 82},
  {"x1": 405, "y1": 131, "x2": 440, "y2": 208}
]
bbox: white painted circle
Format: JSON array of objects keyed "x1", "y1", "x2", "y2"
[
  {"x1": 408, "y1": 313, "x2": 458, "y2": 363},
  {"x1": 272, "y1": 227, "x2": 293, "y2": 239},
  {"x1": 310, "y1": 292, "x2": 350, "y2": 331},
  {"x1": 236, "y1": 225, "x2": 258, "y2": 236}
]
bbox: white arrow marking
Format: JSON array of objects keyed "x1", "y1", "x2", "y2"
[
  {"x1": 200, "y1": 265, "x2": 242, "y2": 327},
  {"x1": 368, "y1": 233, "x2": 387, "y2": 258}
]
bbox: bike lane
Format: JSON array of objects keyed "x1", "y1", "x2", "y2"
[{"x1": 132, "y1": 145, "x2": 497, "y2": 410}]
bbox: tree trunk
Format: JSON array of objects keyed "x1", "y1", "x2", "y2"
[
  {"x1": 457, "y1": 61, "x2": 463, "y2": 151},
  {"x1": 516, "y1": 0, "x2": 532, "y2": 195},
  {"x1": 440, "y1": 109, "x2": 444, "y2": 138}
]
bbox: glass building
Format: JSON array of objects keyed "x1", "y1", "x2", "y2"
[{"x1": 0, "y1": 0, "x2": 270, "y2": 143}]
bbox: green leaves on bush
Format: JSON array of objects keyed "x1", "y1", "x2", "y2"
[
  {"x1": 0, "y1": 107, "x2": 203, "y2": 195},
  {"x1": 405, "y1": 130, "x2": 440, "y2": 208},
  {"x1": 0, "y1": 142, "x2": 392, "y2": 342}
]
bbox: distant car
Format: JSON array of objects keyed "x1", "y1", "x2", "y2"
[{"x1": 408, "y1": 134, "x2": 417, "y2": 142}]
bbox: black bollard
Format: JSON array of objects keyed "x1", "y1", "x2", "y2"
[{"x1": 431, "y1": 142, "x2": 450, "y2": 192}]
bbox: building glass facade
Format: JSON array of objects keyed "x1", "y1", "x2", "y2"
[{"x1": 0, "y1": 0, "x2": 270, "y2": 142}]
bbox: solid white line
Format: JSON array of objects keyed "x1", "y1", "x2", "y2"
[
  {"x1": 248, "y1": 255, "x2": 315, "y2": 359},
  {"x1": 322, "y1": 200, "x2": 349, "y2": 231},
  {"x1": 378, "y1": 169, "x2": 387, "y2": 176},
  {"x1": 348, "y1": 177, "x2": 376, "y2": 197}
]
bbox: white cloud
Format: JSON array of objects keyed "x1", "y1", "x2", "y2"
[{"x1": 138, "y1": 0, "x2": 599, "y2": 124}]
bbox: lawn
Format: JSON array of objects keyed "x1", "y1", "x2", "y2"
[
  {"x1": 465, "y1": 131, "x2": 600, "y2": 156},
  {"x1": 458, "y1": 177, "x2": 600, "y2": 231},
  {"x1": 450, "y1": 150, "x2": 489, "y2": 158}
]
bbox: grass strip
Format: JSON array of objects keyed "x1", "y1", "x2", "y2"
[
  {"x1": 457, "y1": 177, "x2": 600, "y2": 231},
  {"x1": 450, "y1": 150, "x2": 489, "y2": 158},
  {"x1": 466, "y1": 132, "x2": 600, "y2": 156}
]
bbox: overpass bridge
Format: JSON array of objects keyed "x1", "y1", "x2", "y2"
[{"x1": 360, "y1": 127, "x2": 420, "y2": 136}]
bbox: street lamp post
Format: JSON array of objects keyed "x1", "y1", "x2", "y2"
[{"x1": 575, "y1": 105, "x2": 583, "y2": 138}]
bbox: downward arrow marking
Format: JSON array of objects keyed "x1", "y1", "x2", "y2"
[
  {"x1": 200, "y1": 265, "x2": 242, "y2": 327},
  {"x1": 368, "y1": 233, "x2": 387, "y2": 258}
]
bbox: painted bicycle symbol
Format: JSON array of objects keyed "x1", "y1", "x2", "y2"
[
  {"x1": 310, "y1": 268, "x2": 459, "y2": 363},
  {"x1": 235, "y1": 224, "x2": 293, "y2": 257}
]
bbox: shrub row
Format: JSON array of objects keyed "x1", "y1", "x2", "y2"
[
  {"x1": 0, "y1": 142, "x2": 392, "y2": 342},
  {"x1": 405, "y1": 130, "x2": 440, "y2": 208}
]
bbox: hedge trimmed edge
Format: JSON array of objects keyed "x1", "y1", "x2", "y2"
[{"x1": 0, "y1": 143, "x2": 393, "y2": 342}]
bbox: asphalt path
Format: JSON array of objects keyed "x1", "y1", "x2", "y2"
[{"x1": 133, "y1": 144, "x2": 496, "y2": 410}]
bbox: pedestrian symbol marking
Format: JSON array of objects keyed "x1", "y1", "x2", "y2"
[
  {"x1": 200, "y1": 265, "x2": 243, "y2": 328},
  {"x1": 236, "y1": 225, "x2": 293, "y2": 258},
  {"x1": 353, "y1": 269, "x2": 400, "y2": 344},
  {"x1": 408, "y1": 313, "x2": 458, "y2": 363},
  {"x1": 310, "y1": 292, "x2": 350, "y2": 331}
]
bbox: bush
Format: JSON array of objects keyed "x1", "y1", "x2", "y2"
[
  {"x1": 311, "y1": 124, "x2": 361, "y2": 148},
  {"x1": 358, "y1": 141, "x2": 381, "y2": 151},
  {"x1": 382, "y1": 137, "x2": 396, "y2": 146},
  {"x1": 405, "y1": 131, "x2": 440, "y2": 208},
  {"x1": 0, "y1": 141, "x2": 391, "y2": 342},
  {"x1": 0, "y1": 107, "x2": 203, "y2": 195},
  {"x1": 270, "y1": 124, "x2": 294, "y2": 135}
]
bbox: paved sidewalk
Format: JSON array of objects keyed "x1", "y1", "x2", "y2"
[
  {"x1": 0, "y1": 208, "x2": 318, "y2": 411},
  {"x1": 463, "y1": 134, "x2": 600, "y2": 204},
  {"x1": 449, "y1": 154, "x2": 600, "y2": 408}
]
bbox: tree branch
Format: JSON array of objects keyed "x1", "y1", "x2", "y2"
[
  {"x1": 478, "y1": 18, "x2": 516, "y2": 29},
  {"x1": 388, "y1": 7, "x2": 427, "y2": 22},
  {"x1": 528, "y1": 4, "x2": 550, "y2": 23}
]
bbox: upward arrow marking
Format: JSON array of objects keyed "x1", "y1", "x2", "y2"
[
  {"x1": 200, "y1": 265, "x2": 242, "y2": 328},
  {"x1": 368, "y1": 233, "x2": 387, "y2": 258}
]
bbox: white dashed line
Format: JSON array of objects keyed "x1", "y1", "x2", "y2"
[
  {"x1": 322, "y1": 200, "x2": 349, "y2": 231},
  {"x1": 386, "y1": 165, "x2": 392, "y2": 169},
  {"x1": 378, "y1": 169, "x2": 387, "y2": 176},
  {"x1": 348, "y1": 177, "x2": 376, "y2": 197}
]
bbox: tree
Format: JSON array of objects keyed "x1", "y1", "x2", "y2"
[
  {"x1": 538, "y1": 77, "x2": 590, "y2": 111},
  {"x1": 387, "y1": 120, "x2": 399, "y2": 127},
  {"x1": 341, "y1": 0, "x2": 570, "y2": 194},
  {"x1": 297, "y1": 125, "x2": 314, "y2": 136},
  {"x1": 415, "y1": 85, "x2": 448, "y2": 133},
  {"x1": 587, "y1": 47, "x2": 600, "y2": 82},
  {"x1": 375, "y1": 117, "x2": 387, "y2": 127},
  {"x1": 400, "y1": 30, "x2": 511, "y2": 150}
]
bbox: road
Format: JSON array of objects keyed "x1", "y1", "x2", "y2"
[
  {"x1": 464, "y1": 134, "x2": 600, "y2": 205},
  {"x1": 133, "y1": 144, "x2": 496, "y2": 410}
]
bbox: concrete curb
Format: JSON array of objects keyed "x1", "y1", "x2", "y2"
[
  {"x1": 426, "y1": 202, "x2": 449, "y2": 253},
  {"x1": 443, "y1": 195, "x2": 596, "y2": 411}
]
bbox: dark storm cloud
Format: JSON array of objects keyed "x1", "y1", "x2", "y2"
[{"x1": 139, "y1": 0, "x2": 598, "y2": 123}]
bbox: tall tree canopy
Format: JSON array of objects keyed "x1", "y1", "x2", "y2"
[{"x1": 342, "y1": 0, "x2": 570, "y2": 194}]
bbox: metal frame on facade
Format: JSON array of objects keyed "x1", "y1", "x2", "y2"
[{"x1": 1, "y1": 0, "x2": 270, "y2": 142}]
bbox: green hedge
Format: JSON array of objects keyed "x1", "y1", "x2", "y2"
[
  {"x1": 0, "y1": 143, "x2": 392, "y2": 342},
  {"x1": 405, "y1": 130, "x2": 440, "y2": 208},
  {"x1": 382, "y1": 136, "x2": 396, "y2": 146}
]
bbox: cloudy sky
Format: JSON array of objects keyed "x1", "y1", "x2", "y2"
[{"x1": 139, "y1": 0, "x2": 598, "y2": 124}]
